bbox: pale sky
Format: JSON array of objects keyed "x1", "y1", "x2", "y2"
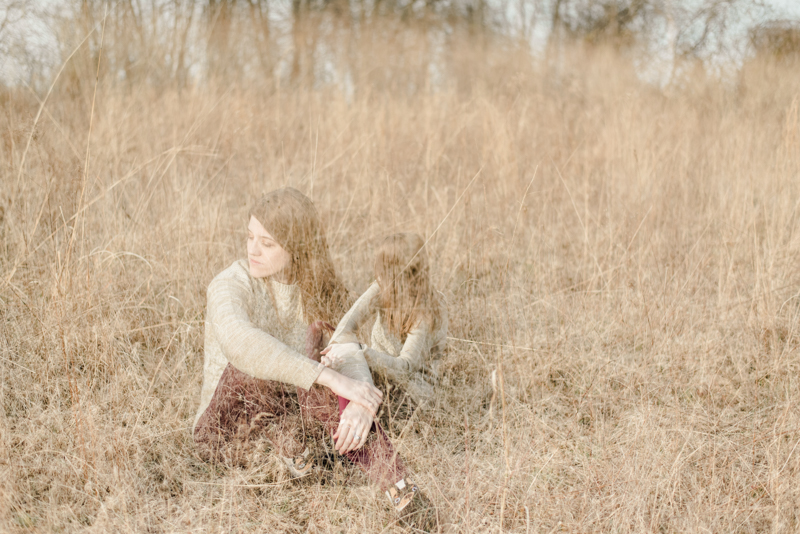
[{"x1": 770, "y1": 0, "x2": 800, "y2": 18}]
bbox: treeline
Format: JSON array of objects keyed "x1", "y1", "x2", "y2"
[{"x1": 1, "y1": 0, "x2": 798, "y2": 93}]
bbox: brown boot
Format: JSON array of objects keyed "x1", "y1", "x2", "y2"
[{"x1": 385, "y1": 477, "x2": 419, "y2": 512}]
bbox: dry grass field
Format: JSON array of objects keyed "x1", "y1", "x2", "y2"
[{"x1": 2, "y1": 11, "x2": 800, "y2": 533}]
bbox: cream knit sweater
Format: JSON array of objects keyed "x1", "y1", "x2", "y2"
[
  {"x1": 194, "y1": 260, "x2": 373, "y2": 431},
  {"x1": 329, "y1": 282, "x2": 447, "y2": 406}
]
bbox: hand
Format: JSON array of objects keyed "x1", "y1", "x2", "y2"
[
  {"x1": 333, "y1": 402, "x2": 374, "y2": 453},
  {"x1": 315, "y1": 368, "x2": 383, "y2": 416},
  {"x1": 320, "y1": 342, "x2": 361, "y2": 368}
]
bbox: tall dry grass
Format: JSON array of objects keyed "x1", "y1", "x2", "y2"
[{"x1": 2, "y1": 13, "x2": 800, "y2": 533}]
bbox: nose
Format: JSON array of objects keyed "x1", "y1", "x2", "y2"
[{"x1": 248, "y1": 239, "x2": 260, "y2": 257}]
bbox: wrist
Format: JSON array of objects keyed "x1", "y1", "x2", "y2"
[{"x1": 315, "y1": 367, "x2": 336, "y2": 388}]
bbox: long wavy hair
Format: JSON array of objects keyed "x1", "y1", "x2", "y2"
[
  {"x1": 372, "y1": 233, "x2": 443, "y2": 341},
  {"x1": 249, "y1": 187, "x2": 351, "y2": 325}
]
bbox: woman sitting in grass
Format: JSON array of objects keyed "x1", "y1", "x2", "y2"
[
  {"x1": 322, "y1": 233, "x2": 448, "y2": 410},
  {"x1": 193, "y1": 188, "x2": 420, "y2": 512}
]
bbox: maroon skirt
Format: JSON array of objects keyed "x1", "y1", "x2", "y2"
[{"x1": 194, "y1": 321, "x2": 406, "y2": 490}]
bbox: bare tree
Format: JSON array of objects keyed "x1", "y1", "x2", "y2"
[{"x1": 749, "y1": 19, "x2": 800, "y2": 59}]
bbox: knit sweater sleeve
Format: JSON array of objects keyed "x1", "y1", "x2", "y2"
[
  {"x1": 330, "y1": 282, "x2": 380, "y2": 344},
  {"x1": 326, "y1": 282, "x2": 380, "y2": 385},
  {"x1": 364, "y1": 321, "x2": 430, "y2": 384},
  {"x1": 206, "y1": 272, "x2": 323, "y2": 390},
  {"x1": 331, "y1": 349, "x2": 375, "y2": 386}
]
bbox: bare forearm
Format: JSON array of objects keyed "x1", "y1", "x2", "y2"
[
  {"x1": 314, "y1": 367, "x2": 340, "y2": 390},
  {"x1": 314, "y1": 367, "x2": 383, "y2": 416}
]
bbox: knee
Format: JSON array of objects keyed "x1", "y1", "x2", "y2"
[
  {"x1": 307, "y1": 321, "x2": 325, "y2": 338},
  {"x1": 306, "y1": 320, "x2": 333, "y2": 338},
  {"x1": 306, "y1": 321, "x2": 334, "y2": 358}
]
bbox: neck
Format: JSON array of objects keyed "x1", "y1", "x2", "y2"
[{"x1": 271, "y1": 269, "x2": 291, "y2": 284}]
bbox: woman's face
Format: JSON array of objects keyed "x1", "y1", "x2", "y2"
[{"x1": 247, "y1": 216, "x2": 292, "y2": 280}]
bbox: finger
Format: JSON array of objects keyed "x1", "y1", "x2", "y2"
[
  {"x1": 321, "y1": 346, "x2": 331, "y2": 355},
  {"x1": 349, "y1": 426, "x2": 368, "y2": 453},
  {"x1": 352, "y1": 390, "x2": 375, "y2": 413},
  {"x1": 343, "y1": 432, "x2": 357, "y2": 453},
  {"x1": 366, "y1": 390, "x2": 382, "y2": 409},
  {"x1": 336, "y1": 425, "x2": 354, "y2": 453},
  {"x1": 366, "y1": 384, "x2": 383, "y2": 399},
  {"x1": 367, "y1": 402, "x2": 379, "y2": 417},
  {"x1": 344, "y1": 421, "x2": 360, "y2": 451},
  {"x1": 362, "y1": 384, "x2": 381, "y2": 402},
  {"x1": 342, "y1": 424, "x2": 359, "y2": 453},
  {"x1": 334, "y1": 419, "x2": 349, "y2": 446},
  {"x1": 333, "y1": 419, "x2": 347, "y2": 441},
  {"x1": 358, "y1": 399, "x2": 377, "y2": 417},
  {"x1": 333, "y1": 424, "x2": 345, "y2": 449},
  {"x1": 352, "y1": 428, "x2": 368, "y2": 451},
  {"x1": 350, "y1": 425, "x2": 370, "y2": 451},
  {"x1": 339, "y1": 426, "x2": 357, "y2": 453},
  {"x1": 371, "y1": 395, "x2": 382, "y2": 410}
]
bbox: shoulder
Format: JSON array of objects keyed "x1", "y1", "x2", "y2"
[
  {"x1": 211, "y1": 260, "x2": 250, "y2": 283},
  {"x1": 207, "y1": 260, "x2": 253, "y2": 297}
]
